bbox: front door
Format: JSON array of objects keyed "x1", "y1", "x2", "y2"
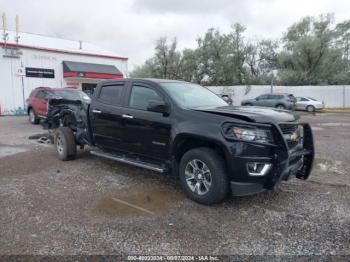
[
  {"x1": 122, "y1": 82, "x2": 171, "y2": 160},
  {"x1": 296, "y1": 97, "x2": 309, "y2": 110},
  {"x1": 89, "y1": 82, "x2": 127, "y2": 151}
]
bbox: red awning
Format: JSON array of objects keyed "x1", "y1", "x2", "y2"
[{"x1": 63, "y1": 61, "x2": 123, "y2": 79}]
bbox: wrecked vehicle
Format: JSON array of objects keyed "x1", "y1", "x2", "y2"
[{"x1": 46, "y1": 79, "x2": 314, "y2": 205}]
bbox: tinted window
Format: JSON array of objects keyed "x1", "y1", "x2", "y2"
[
  {"x1": 29, "y1": 90, "x2": 37, "y2": 98},
  {"x1": 307, "y1": 97, "x2": 317, "y2": 101},
  {"x1": 258, "y1": 95, "x2": 268, "y2": 100},
  {"x1": 36, "y1": 91, "x2": 49, "y2": 99},
  {"x1": 99, "y1": 85, "x2": 124, "y2": 105},
  {"x1": 129, "y1": 85, "x2": 162, "y2": 110}
]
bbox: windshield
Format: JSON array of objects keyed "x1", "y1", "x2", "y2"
[
  {"x1": 50, "y1": 90, "x2": 91, "y2": 102},
  {"x1": 160, "y1": 82, "x2": 228, "y2": 109}
]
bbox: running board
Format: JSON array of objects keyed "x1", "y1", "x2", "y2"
[{"x1": 90, "y1": 150, "x2": 166, "y2": 173}]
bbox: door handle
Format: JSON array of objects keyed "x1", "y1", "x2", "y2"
[
  {"x1": 92, "y1": 109, "x2": 102, "y2": 114},
  {"x1": 122, "y1": 114, "x2": 134, "y2": 119}
]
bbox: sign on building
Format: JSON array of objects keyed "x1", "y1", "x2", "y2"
[{"x1": 25, "y1": 67, "x2": 55, "y2": 78}]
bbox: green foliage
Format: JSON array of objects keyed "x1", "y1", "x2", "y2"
[
  {"x1": 278, "y1": 14, "x2": 350, "y2": 85},
  {"x1": 131, "y1": 14, "x2": 350, "y2": 86}
]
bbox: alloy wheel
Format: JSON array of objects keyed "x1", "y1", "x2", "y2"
[
  {"x1": 29, "y1": 110, "x2": 35, "y2": 123},
  {"x1": 185, "y1": 159, "x2": 212, "y2": 195},
  {"x1": 56, "y1": 136, "x2": 64, "y2": 155}
]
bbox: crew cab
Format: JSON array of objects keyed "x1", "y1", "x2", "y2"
[{"x1": 45, "y1": 79, "x2": 314, "y2": 205}]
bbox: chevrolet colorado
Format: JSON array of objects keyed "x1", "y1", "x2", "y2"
[{"x1": 46, "y1": 79, "x2": 314, "y2": 205}]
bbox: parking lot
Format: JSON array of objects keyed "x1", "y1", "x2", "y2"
[{"x1": 0, "y1": 113, "x2": 349, "y2": 256}]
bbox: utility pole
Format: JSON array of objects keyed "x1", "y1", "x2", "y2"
[
  {"x1": 15, "y1": 15, "x2": 25, "y2": 111},
  {"x1": 270, "y1": 77, "x2": 274, "y2": 93}
]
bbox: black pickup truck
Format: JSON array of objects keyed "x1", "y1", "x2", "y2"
[{"x1": 46, "y1": 78, "x2": 314, "y2": 205}]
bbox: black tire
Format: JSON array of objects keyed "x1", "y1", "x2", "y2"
[
  {"x1": 179, "y1": 147, "x2": 229, "y2": 205},
  {"x1": 54, "y1": 127, "x2": 77, "y2": 161},
  {"x1": 275, "y1": 104, "x2": 286, "y2": 110},
  {"x1": 28, "y1": 108, "x2": 40, "y2": 124},
  {"x1": 306, "y1": 105, "x2": 315, "y2": 112}
]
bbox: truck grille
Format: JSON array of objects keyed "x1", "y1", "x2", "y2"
[
  {"x1": 279, "y1": 123, "x2": 298, "y2": 134},
  {"x1": 279, "y1": 123, "x2": 301, "y2": 149}
]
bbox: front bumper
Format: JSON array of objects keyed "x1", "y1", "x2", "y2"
[
  {"x1": 315, "y1": 104, "x2": 325, "y2": 110},
  {"x1": 227, "y1": 122, "x2": 314, "y2": 196}
]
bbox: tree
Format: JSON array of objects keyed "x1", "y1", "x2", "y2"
[
  {"x1": 130, "y1": 37, "x2": 181, "y2": 79},
  {"x1": 131, "y1": 14, "x2": 350, "y2": 86},
  {"x1": 278, "y1": 14, "x2": 349, "y2": 85},
  {"x1": 335, "y1": 20, "x2": 350, "y2": 66}
]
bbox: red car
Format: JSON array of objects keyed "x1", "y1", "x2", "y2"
[{"x1": 26, "y1": 87, "x2": 90, "y2": 124}]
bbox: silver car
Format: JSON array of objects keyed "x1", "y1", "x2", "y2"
[
  {"x1": 241, "y1": 93, "x2": 296, "y2": 110},
  {"x1": 295, "y1": 97, "x2": 325, "y2": 112}
]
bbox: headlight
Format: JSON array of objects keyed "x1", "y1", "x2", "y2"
[{"x1": 222, "y1": 123, "x2": 274, "y2": 144}]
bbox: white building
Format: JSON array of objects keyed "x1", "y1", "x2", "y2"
[{"x1": 0, "y1": 30, "x2": 128, "y2": 115}]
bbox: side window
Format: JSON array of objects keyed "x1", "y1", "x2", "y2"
[
  {"x1": 258, "y1": 95, "x2": 268, "y2": 100},
  {"x1": 35, "y1": 91, "x2": 43, "y2": 98},
  {"x1": 36, "y1": 91, "x2": 49, "y2": 99},
  {"x1": 300, "y1": 97, "x2": 308, "y2": 101},
  {"x1": 129, "y1": 85, "x2": 162, "y2": 111},
  {"x1": 99, "y1": 84, "x2": 124, "y2": 105},
  {"x1": 29, "y1": 90, "x2": 37, "y2": 98}
]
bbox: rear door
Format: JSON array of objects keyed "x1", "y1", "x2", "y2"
[
  {"x1": 122, "y1": 81, "x2": 171, "y2": 160},
  {"x1": 89, "y1": 81, "x2": 128, "y2": 151},
  {"x1": 35, "y1": 91, "x2": 50, "y2": 117},
  {"x1": 267, "y1": 94, "x2": 280, "y2": 107},
  {"x1": 255, "y1": 94, "x2": 269, "y2": 106}
]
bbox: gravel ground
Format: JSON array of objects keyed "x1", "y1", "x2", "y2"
[{"x1": 0, "y1": 114, "x2": 349, "y2": 256}]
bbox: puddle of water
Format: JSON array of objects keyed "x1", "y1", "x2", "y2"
[
  {"x1": 0, "y1": 146, "x2": 28, "y2": 158},
  {"x1": 313, "y1": 158, "x2": 345, "y2": 174},
  {"x1": 311, "y1": 126, "x2": 324, "y2": 131},
  {"x1": 94, "y1": 189, "x2": 185, "y2": 217},
  {"x1": 317, "y1": 122, "x2": 350, "y2": 127}
]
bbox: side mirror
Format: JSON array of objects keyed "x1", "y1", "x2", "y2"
[{"x1": 147, "y1": 100, "x2": 169, "y2": 116}]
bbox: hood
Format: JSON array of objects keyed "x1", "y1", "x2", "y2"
[{"x1": 194, "y1": 106, "x2": 299, "y2": 123}]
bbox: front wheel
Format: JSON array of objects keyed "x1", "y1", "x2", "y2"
[
  {"x1": 179, "y1": 147, "x2": 229, "y2": 205},
  {"x1": 54, "y1": 127, "x2": 77, "y2": 161},
  {"x1": 306, "y1": 105, "x2": 315, "y2": 112},
  {"x1": 276, "y1": 104, "x2": 286, "y2": 110}
]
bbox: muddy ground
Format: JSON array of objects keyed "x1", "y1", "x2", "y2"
[{"x1": 0, "y1": 113, "x2": 349, "y2": 256}]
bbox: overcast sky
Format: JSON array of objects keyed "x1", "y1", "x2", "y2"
[{"x1": 1, "y1": 0, "x2": 349, "y2": 70}]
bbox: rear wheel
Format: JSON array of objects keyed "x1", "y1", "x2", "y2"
[
  {"x1": 306, "y1": 105, "x2": 315, "y2": 112},
  {"x1": 179, "y1": 147, "x2": 229, "y2": 205},
  {"x1": 54, "y1": 127, "x2": 77, "y2": 161},
  {"x1": 28, "y1": 109, "x2": 40, "y2": 124},
  {"x1": 276, "y1": 104, "x2": 286, "y2": 110}
]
